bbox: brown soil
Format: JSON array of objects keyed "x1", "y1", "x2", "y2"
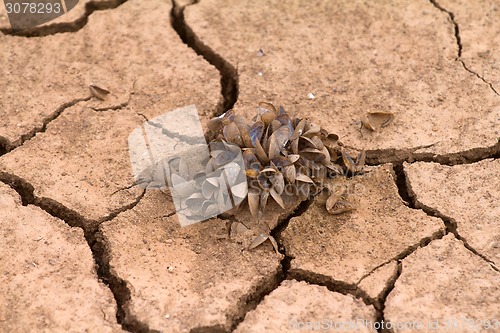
[{"x1": 0, "y1": 0, "x2": 498, "y2": 332}]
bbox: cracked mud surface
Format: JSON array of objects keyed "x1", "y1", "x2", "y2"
[
  {"x1": 0, "y1": 183, "x2": 122, "y2": 332},
  {"x1": 185, "y1": 0, "x2": 500, "y2": 163},
  {"x1": 1, "y1": 0, "x2": 499, "y2": 332}
]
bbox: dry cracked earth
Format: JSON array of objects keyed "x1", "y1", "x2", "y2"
[{"x1": 0, "y1": 0, "x2": 499, "y2": 332}]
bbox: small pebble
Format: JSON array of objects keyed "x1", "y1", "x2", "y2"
[{"x1": 307, "y1": 92, "x2": 315, "y2": 100}]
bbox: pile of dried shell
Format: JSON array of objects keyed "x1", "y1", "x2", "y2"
[{"x1": 207, "y1": 102, "x2": 365, "y2": 216}]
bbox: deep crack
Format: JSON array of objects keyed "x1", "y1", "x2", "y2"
[
  {"x1": 392, "y1": 163, "x2": 413, "y2": 207},
  {"x1": 171, "y1": 0, "x2": 239, "y2": 116},
  {"x1": 0, "y1": 0, "x2": 129, "y2": 37},
  {"x1": 0, "y1": 136, "x2": 10, "y2": 156},
  {"x1": 428, "y1": 0, "x2": 499, "y2": 96},
  {"x1": 365, "y1": 140, "x2": 500, "y2": 166},
  {"x1": 0, "y1": 172, "x2": 154, "y2": 332},
  {"x1": 92, "y1": 229, "x2": 161, "y2": 333},
  {"x1": 375, "y1": 263, "x2": 403, "y2": 333}
]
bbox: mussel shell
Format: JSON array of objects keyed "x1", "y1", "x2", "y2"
[
  {"x1": 233, "y1": 115, "x2": 253, "y2": 129},
  {"x1": 295, "y1": 173, "x2": 314, "y2": 184},
  {"x1": 249, "y1": 122, "x2": 265, "y2": 146},
  {"x1": 298, "y1": 136, "x2": 318, "y2": 150},
  {"x1": 356, "y1": 150, "x2": 366, "y2": 169},
  {"x1": 299, "y1": 148, "x2": 326, "y2": 162},
  {"x1": 248, "y1": 233, "x2": 269, "y2": 250},
  {"x1": 288, "y1": 154, "x2": 300, "y2": 163},
  {"x1": 270, "y1": 172, "x2": 285, "y2": 195},
  {"x1": 243, "y1": 149, "x2": 258, "y2": 167},
  {"x1": 367, "y1": 111, "x2": 394, "y2": 128},
  {"x1": 245, "y1": 169, "x2": 260, "y2": 178},
  {"x1": 326, "y1": 164, "x2": 343, "y2": 177},
  {"x1": 290, "y1": 118, "x2": 306, "y2": 141},
  {"x1": 276, "y1": 114, "x2": 294, "y2": 133},
  {"x1": 247, "y1": 189, "x2": 260, "y2": 216},
  {"x1": 341, "y1": 150, "x2": 356, "y2": 173},
  {"x1": 258, "y1": 101, "x2": 277, "y2": 114},
  {"x1": 303, "y1": 122, "x2": 320, "y2": 137},
  {"x1": 230, "y1": 181, "x2": 248, "y2": 199},
  {"x1": 239, "y1": 126, "x2": 254, "y2": 148},
  {"x1": 254, "y1": 139, "x2": 270, "y2": 164},
  {"x1": 171, "y1": 174, "x2": 195, "y2": 198},
  {"x1": 257, "y1": 172, "x2": 271, "y2": 190},
  {"x1": 215, "y1": 150, "x2": 238, "y2": 166},
  {"x1": 271, "y1": 156, "x2": 292, "y2": 168},
  {"x1": 268, "y1": 126, "x2": 292, "y2": 159},
  {"x1": 207, "y1": 117, "x2": 223, "y2": 132},
  {"x1": 284, "y1": 165, "x2": 296, "y2": 183},
  {"x1": 291, "y1": 138, "x2": 299, "y2": 154},
  {"x1": 223, "y1": 122, "x2": 244, "y2": 146},
  {"x1": 261, "y1": 111, "x2": 277, "y2": 126},
  {"x1": 270, "y1": 187, "x2": 286, "y2": 209},
  {"x1": 311, "y1": 136, "x2": 325, "y2": 150}
]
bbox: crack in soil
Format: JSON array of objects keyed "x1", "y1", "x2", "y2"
[
  {"x1": 92, "y1": 229, "x2": 161, "y2": 333},
  {"x1": 0, "y1": 96, "x2": 92, "y2": 157},
  {"x1": 228, "y1": 199, "x2": 312, "y2": 332},
  {"x1": 0, "y1": 172, "x2": 154, "y2": 332},
  {"x1": 229, "y1": 149, "x2": 496, "y2": 329},
  {"x1": 355, "y1": 229, "x2": 445, "y2": 287},
  {"x1": 0, "y1": 0, "x2": 129, "y2": 37},
  {"x1": 288, "y1": 269, "x2": 377, "y2": 308},
  {"x1": 374, "y1": 263, "x2": 403, "y2": 333},
  {"x1": 170, "y1": 0, "x2": 238, "y2": 117},
  {"x1": 146, "y1": 117, "x2": 204, "y2": 145},
  {"x1": 364, "y1": 140, "x2": 500, "y2": 166},
  {"x1": 228, "y1": 267, "x2": 283, "y2": 332},
  {"x1": 404, "y1": 170, "x2": 500, "y2": 273},
  {"x1": 285, "y1": 268, "x2": 388, "y2": 331},
  {"x1": 91, "y1": 99, "x2": 130, "y2": 112},
  {"x1": 0, "y1": 136, "x2": 10, "y2": 156},
  {"x1": 428, "y1": 0, "x2": 499, "y2": 96},
  {"x1": 1, "y1": 0, "x2": 497, "y2": 330},
  {"x1": 190, "y1": 325, "x2": 226, "y2": 333}
]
